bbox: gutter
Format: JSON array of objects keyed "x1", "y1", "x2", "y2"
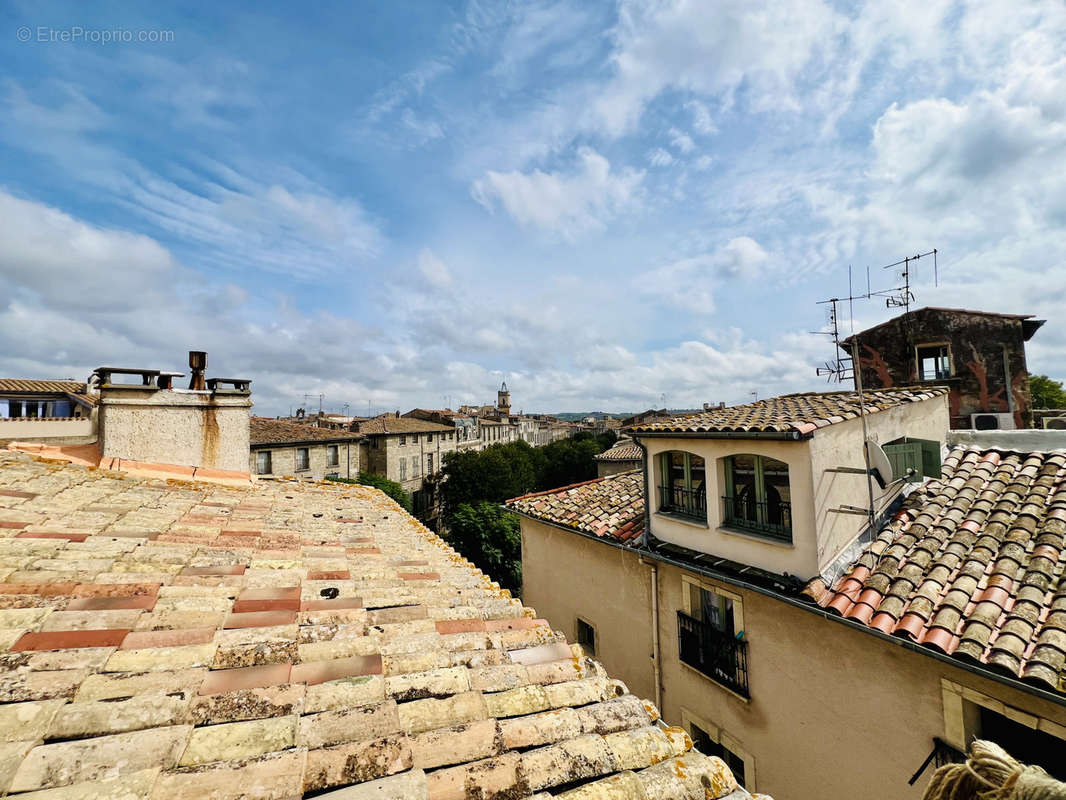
[
  {"x1": 508, "y1": 508, "x2": 1066, "y2": 712},
  {"x1": 627, "y1": 430, "x2": 811, "y2": 441}
]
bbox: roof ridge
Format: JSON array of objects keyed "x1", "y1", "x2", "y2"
[{"x1": 506, "y1": 475, "x2": 610, "y2": 504}]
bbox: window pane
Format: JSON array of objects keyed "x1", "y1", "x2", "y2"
[{"x1": 297, "y1": 448, "x2": 309, "y2": 470}]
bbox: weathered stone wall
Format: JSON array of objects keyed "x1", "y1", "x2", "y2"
[
  {"x1": 99, "y1": 388, "x2": 251, "y2": 472},
  {"x1": 249, "y1": 440, "x2": 359, "y2": 480},
  {"x1": 597, "y1": 459, "x2": 641, "y2": 478},
  {"x1": 850, "y1": 310, "x2": 1036, "y2": 428}
]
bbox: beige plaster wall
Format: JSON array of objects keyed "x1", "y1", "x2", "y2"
[
  {"x1": 520, "y1": 516, "x2": 1066, "y2": 800},
  {"x1": 0, "y1": 417, "x2": 95, "y2": 443},
  {"x1": 365, "y1": 432, "x2": 457, "y2": 494},
  {"x1": 639, "y1": 394, "x2": 951, "y2": 580},
  {"x1": 596, "y1": 459, "x2": 641, "y2": 478},
  {"x1": 643, "y1": 436, "x2": 818, "y2": 578},
  {"x1": 520, "y1": 518, "x2": 656, "y2": 701},
  {"x1": 809, "y1": 394, "x2": 950, "y2": 571},
  {"x1": 99, "y1": 389, "x2": 251, "y2": 472},
  {"x1": 250, "y1": 440, "x2": 359, "y2": 480}
]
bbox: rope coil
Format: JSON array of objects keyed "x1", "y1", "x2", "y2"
[{"x1": 922, "y1": 740, "x2": 1066, "y2": 800}]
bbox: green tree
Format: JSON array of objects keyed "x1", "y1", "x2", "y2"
[
  {"x1": 445, "y1": 502, "x2": 522, "y2": 594},
  {"x1": 1030, "y1": 375, "x2": 1066, "y2": 409},
  {"x1": 328, "y1": 472, "x2": 412, "y2": 512}
]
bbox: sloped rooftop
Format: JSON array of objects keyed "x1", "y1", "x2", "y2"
[
  {"x1": 593, "y1": 441, "x2": 642, "y2": 463},
  {"x1": 355, "y1": 415, "x2": 455, "y2": 435},
  {"x1": 806, "y1": 446, "x2": 1066, "y2": 694},
  {"x1": 0, "y1": 450, "x2": 761, "y2": 799},
  {"x1": 507, "y1": 472, "x2": 645, "y2": 545},
  {"x1": 250, "y1": 417, "x2": 364, "y2": 446},
  {"x1": 628, "y1": 387, "x2": 947, "y2": 435}
]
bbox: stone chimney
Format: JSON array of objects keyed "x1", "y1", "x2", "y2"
[{"x1": 95, "y1": 352, "x2": 252, "y2": 472}]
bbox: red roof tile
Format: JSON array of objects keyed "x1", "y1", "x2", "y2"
[
  {"x1": 808, "y1": 446, "x2": 1066, "y2": 694},
  {"x1": 506, "y1": 471, "x2": 645, "y2": 545}
]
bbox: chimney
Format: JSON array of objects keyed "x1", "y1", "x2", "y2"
[{"x1": 96, "y1": 351, "x2": 253, "y2": 472}]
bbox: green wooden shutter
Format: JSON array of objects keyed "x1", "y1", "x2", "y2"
[{"x1": 883, "y1": 441, "x2": 923, "y2": 482}]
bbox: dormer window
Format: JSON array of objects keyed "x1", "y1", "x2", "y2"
[
  {"x1": 723, "y1": 455, "x2": 792, "y2": 543},
  {"x1": 658, "y1": 451, "x2": 707, "y2": 522}
]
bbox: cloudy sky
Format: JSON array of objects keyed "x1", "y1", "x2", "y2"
[{"x1": 1, "y1": 1, "x2": 1064, "y2": 416}]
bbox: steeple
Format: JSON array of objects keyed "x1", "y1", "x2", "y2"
[{"x1": 497, "y1": 381, "x2": 511, "y2": 417}]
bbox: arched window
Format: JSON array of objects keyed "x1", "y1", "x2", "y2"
[
  {"x1": 658, "y1": 451, "x2": 707, "y2": 521},
  {"x1": 723, "y1": 455, "x2": 792, "y2": 542}
]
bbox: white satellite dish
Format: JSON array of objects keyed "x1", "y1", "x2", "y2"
[{"x1": 865, "y1": 440, "x2": 895, "y2": 489}]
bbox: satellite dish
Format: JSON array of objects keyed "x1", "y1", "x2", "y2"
[{"x1": 865, "y1": 440, "x2": 894, "y2": 489}]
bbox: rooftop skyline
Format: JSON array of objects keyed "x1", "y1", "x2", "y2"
[{"x1": 1, "y1": 1, "x2": 1064, "y2": 416}]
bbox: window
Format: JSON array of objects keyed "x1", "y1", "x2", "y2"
[
  {"x1": 411, "y1": 455, "x2": 419, "y2": 478},
  {"x1": 690, "y1": 724, "x2": 747, "y2": 788},
  {"x1": 399, "y1": 435, "x2": 406, "y2": 446},
  {"x1": 426, "y1": 453, "x2": 434, "y2": 475},
  {"x1": 976, "y1": 707, "x2": 1066, "y2": 781},
  {"x1": 255, "y1": 451, "x2": 272, "y2": 475},
  {"x1": 296, "y1": 448, "x2": 310, "y2": 471},
  {"x1": 327, "y1": 445, "x2": 339, "y2": 467},
  {"x1": 723, "y1": 454, "x2": 792, "y2": 542},
  {"x1": 576, "y1": 618, "x2": 596, "y2": 656},
  {"x1": 399, "y1": 458, "x2": 407, "y2": 481},
  {"x1": 657, "y1": 451, "x2": 707, "y2": 521},
  {"x1": 917, "y1": 344, "x2": 951, "y2": 381},
  {"x1": 678, "y1": 582, "x2": 748, "y2": 697},
  {"x1": 427, "y1": 433, "x2": 433, "y2": 443}
]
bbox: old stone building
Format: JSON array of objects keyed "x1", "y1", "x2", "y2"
[
  {"x1": 0, "y1": 379, "x2": 98, "y2": 445},
  {"x1": 249, "y1": 417, "x2": 362, "y2": 480},
  {"x1": 844, "y1": 307, "x2": 1044, "y2": 429},
  {"x1": 511, "y1": 388, "x2": 1066, "y2": 799},
  {"x1": 355, "y1": 413, "x2": 457, "y2": 525},
  {"x1": 402, "y1": 408, "x2": 481, "y2": 451},
  {"x1": 594, "y1": 437, "x2": 643, "y2": 477}
]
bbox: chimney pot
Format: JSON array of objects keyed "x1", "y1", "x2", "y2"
[{"x1": 188, "y1": 351, "x2": 207, "y2": 391}]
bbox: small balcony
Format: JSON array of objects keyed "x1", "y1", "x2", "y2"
[
  {"x1": 658, "y1": 484, "x2": 707, "y2": 522},
  {"x1": 721, "y1": 495, "x2": 792, "y2": 543},
  {"x1": 677, "y1": 610, "x2": 749, "y2": 697}
]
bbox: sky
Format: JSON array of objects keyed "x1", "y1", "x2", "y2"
[{"x1": 1, "y1": 1, "x2": 1065, "y2": 416}]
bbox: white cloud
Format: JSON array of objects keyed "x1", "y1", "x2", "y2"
[
  {"x1": 684, "y1": 100, "x2": 717, "y2": 135},
  {"x1": 471, "y1": 148, "x2": 644, "y2": 238},
  {"x1": 640, "y1": 237, "x2": 770, "y2": 313},
  {"x1": 417, "y1": 248, "x2": 453, "y2": 288},
  {"x1": 647, "y1": 147, "x2": 674, "y2": 167},
  {"x1": 669, "y1": 128, "x2": 695, "y2": 154}
]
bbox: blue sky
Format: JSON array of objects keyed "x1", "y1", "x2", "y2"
[{"x1": 1, "y1": 1, "x2": 1064, "y2": 415}]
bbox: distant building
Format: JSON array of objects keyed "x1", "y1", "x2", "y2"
[
  {"x1": 844, "y1": 307, "x2": 1044, "y2": 429},
  {"x1": 594, "y1": 437, "x2": 642, "y2": 477},
  {"x1": 0, "y1": 378, "x2": 98, "y2": 444},
  {"x1": 249, "y1": 417, "x2": 362, "y2": 480},
  {"x1": 403, "y1": 408, "x2": 481, "y2": 451},
  {"x1": 355, "y1": 413, "x2": 457, "y2": 527}
]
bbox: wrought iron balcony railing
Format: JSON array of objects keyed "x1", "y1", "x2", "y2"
[
  {"x1": 658, "y1": 484, "x2": 707, "y2": 521},
  {"x1": 677, "y1": 611, "x2": 749, "y2": 697},
  {"x1": 721, "y1": 495, "x2": 792, "y2": 542}
]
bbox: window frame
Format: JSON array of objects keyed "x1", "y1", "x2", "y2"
[
  {"x1": 576, "y1": 617, "x2": 596, "y2": 656},
  {"x1": 326, "y1": 444, "x2": 339, "y2": 467},
  {"x1": 722, "y1": 454, "x2": 793, "y2": 543},
  {"x1": 680, "y1": 708, "x2": 756, "y2": 791},
  {"x1": 295, "y1": 447, "x2": 310, "y2": 472},
  {"x1": 255, "y1": 450, "x2": 272, "y2": 475},
  {"x1": 915, "y1": 342, "x2": 953, "y2": 382},
  {"x1": 656, "y1": 450, "x2": 708, "y2": 523}
]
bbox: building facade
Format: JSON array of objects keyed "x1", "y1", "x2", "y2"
[
  {"x1": 511, "y1": 388, "x2": 1066, "y2": 799},
  {"x1": 0, "y1": 378, "x2": 98, "y2": 444},
  {"x1": 249, "y1": 417, "x2": 362, "y2": 480},
  {"x1": 594, "y1": 437, "x2": 643, "y2": 477},
  {"x1": 845, "y1": 307, "x2": 1044, "y2": 430}
]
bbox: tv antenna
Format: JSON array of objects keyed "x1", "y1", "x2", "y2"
[
  {"x1": 813, "y1": 266, "x2": 871, "y2": 383},
  {"x1": 872, "y1": 249, "x2": 938, "y2": 314},
  {"x1": 303, "y1": 393, "x2": 324, "y2": 414}
]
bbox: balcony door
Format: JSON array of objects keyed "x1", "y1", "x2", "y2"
[{"x1": 658, "y1": 451, "x2": 707, "y2": 522}]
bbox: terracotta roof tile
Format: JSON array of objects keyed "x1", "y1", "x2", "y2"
[
  {"x1": 250, "y1": 417, "x2": 363, "y2": 445},
  {"x1": 0, "y1": 449, "x2": 757, "y2": 799},
  {"x1": 628, "y1": 387, "x2": 947, "y2": 434},
  {"x1": 809, "y1": 445, "x2": 1066, "y2": 694},
  {"x1": 506, "y1": 471, "x2": 645, "y2": 544},
  {"x1": 593, "y1": 440, "x2": 643, "y2": 462},
  {"x1": 0, "y1": 379, "x2": 88, "y2": 395},
  {"x1": 355, "y1": 415, "x2": 455, "y2": 435}
]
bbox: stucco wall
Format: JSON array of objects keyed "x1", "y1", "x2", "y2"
[
  {"x1": 250, "y1": 440, "x2": 359, "y2": 480},
  {"x1": 364, "y1": 432, "x2": 457, "y2": 493},
  {"x1": 639, "y1": 394, "x2": 950, "y2": 580},
  {"x1": 0, "y1": 417, "x2": 95, "y2": 444},
  {"x1": 99, "y1": 389, "x2": 251, "y2": 472},
  {"x1": 520, "y1": 517, "x2": 1066, "y2": 799},
  {"x1": 809, "y1": 394, "x2": 950, "y2": 571},
  {"x1": 520, "y1": 518, "x2": 656, "y2": 701},
  {"x1": 596, "y1": 459, "x2": 641, "y2": 478}
]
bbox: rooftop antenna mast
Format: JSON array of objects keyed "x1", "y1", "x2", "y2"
[
  {"x1": 875, "y1": 249, "x2": 938, "y2": 314},
  {"x1": 813, "y1": 265, "x2": 871, "y2": 383}
]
